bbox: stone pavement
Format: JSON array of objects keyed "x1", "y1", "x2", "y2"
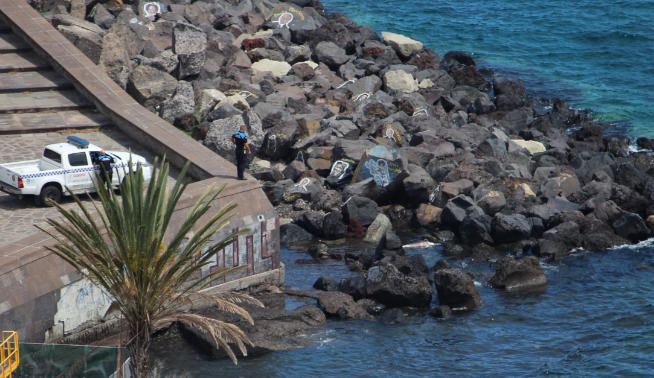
[{"x1": 0, "y1": 128, "x2": 178, "y2": 245}]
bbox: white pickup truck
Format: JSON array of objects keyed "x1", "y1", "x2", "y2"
[{"x1": 0, "y1": 136, "x2": 152, "y2": 205}]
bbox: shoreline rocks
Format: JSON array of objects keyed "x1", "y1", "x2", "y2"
[{"x1": 38, "y1": 0, "x2": 654, "y2": 326}]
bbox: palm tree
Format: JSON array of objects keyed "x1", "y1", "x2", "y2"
[{"x1": 37, "y1": 159, "x2": 261, "y2": 376}]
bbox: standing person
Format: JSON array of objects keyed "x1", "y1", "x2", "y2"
[
  {"x1": 94, "y1": 150, "x2": 115, "y2": 191},
  {"x1": 231, "y1": 125, "x2": 251, "y2": 180}
]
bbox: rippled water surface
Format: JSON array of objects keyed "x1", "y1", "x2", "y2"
[
  {"x1": 156, "y1": 243, "x2": 654, "y2": 376},
  {"x1": 322, "y1": 0, "x2": 654, "y2": 137}
]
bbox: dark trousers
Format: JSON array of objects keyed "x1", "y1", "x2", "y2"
[
  {"x1": 99, "y1": 168, "x2": 113, "y2": 191},
  {"x1": 236, "y1": 153, "x2": 247, "y2": 179}
]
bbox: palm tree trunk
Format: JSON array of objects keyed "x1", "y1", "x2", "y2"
[{"x1": 128, "y1": 320, "x2": 152, "y2": 377}]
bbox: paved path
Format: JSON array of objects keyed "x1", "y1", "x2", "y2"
[{"x1": 0, "y1": 129, "x2": 177, "y2": 245}]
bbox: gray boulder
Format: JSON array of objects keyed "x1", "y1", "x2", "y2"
[
  {"x1": 315, "y1": 41, "x2": 348, "y2": 68},
  {"x1": 173, "y1": 23, "x2": 207, "y2": 78},
  {"x1": 322, "y1": 210, "x2": 348, "y2": 240},
  {"x1": 459, "y1": 209, "x2": 493, "y2": 245},
  {"x1": 99, "y1": 32, "x2": 130, "y2": 88},
  {"x1": 433, "y1": 268, "x2": 481, "y2": 311},
  {"x1": 160, "y1": 80, "x2": 195, "y2": 130},
  {"x1": 348, "y1": 75, "x2": 383, "y2": 98},
  {"x1": 440, "y1": 195, "x2": 478, "y2": 229},
  {"x1": 281, "y1": 223, "x2": 314, "y2": 248},
  {"x1": 491, "y1": 213, "x2": 532, "y2": 244},
  {"x1": 477, "y1": 190, "x2": 506, "y2": 215},
  {"x1": 334, "y1": 139, "x2": 376, "y2": 163},
  {"x1": 363, "y1": 213, "x2": 392, "y2": 245},
  {"x1": 493, "y1": 77, "x2": 526, "y2": 110},
  {"x1": 612, "y1": 212, "x2": 650, "y2": 242},
  {"x1": 343, "y1": 195, "x2": 379, "y2": 227},
  {"x1": 297, "y1": 211, "x2": 326, "y2": 236},
  {"x1": 261, "y1": 121, "x2": 299, "y2": 161},
  {"x1": 54, "y1": 14, "x2": 104, "y2": 63},
  {"x1": 283, "y1": 160, "x2": 307, "y2": 181},
  {"x1": 338, "y1": 275, "x2": 368, "y2": 299},
  {"x1": 402, "y1": 164, "x2": 436, "y2": 205},
  {"x1": 126, "y1": 65, "x2": 177, "y2": 109},
  {"x1": 283, "y1": 177, "x2": 323, "y2": 203},
  {"x1": 92, "y1": 4, "x2": 115, "y2": 29},
  {"x1": 203, "y1": 115, "x2": 244, "y2": 162},
  {"x1": 366, "y1": 262, "x2": 432, "y2": 308},
  {"x1": 317, "y1": 291, "x2": 372, "y2": 320},
  {"x1": 489, "y1": 256, "x2": 547, "y2": 292}
]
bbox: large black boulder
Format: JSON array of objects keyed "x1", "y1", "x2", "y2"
[
  {"x1": 338, "y1": 275, "x2": 368, "y2": 299},
  {"x1": 491, "y1": 213, "x2": 532, "y2": 244},
  {"x1": 281, "y1": 223, "x2": 314, "y2": 248},
  {"x1": 612, "y1": 212, "x2": 650, "y2": 242},
  {"x1": 388, "y1": 254, "x2": 429, "y2": 277},
  {"x1": 433, "y1": 268, "x2": 481, "y2": 311},
  {"x1": 440, "y1": 195, "x2": 478, "y2": 229},
  {"x1": 342, "y1": 195, "x2": 380, "y2": 227},
  {"x1": 365, "y1": 262, "x2": 432, "y2": 308},
  {"x1": 459, "y1": 209, "x2": 493, "y2": 245},
  {"x1": 322, "y1": 210, "x2": 348, "y2": 240}
]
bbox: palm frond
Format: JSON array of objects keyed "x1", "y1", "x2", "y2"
[
  {"x1": 38, "y1": 157, "x2": 260, "y2": 371},
  {"x1": 156, "y1": 313, "x2": 253, "y2": 364}
]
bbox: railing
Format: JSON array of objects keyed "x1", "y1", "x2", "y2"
[{"x1": 0, "y1": 331, "x2": 19, "y2": 378}]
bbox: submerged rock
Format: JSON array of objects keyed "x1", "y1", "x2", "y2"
[{"x1": 489, "y1": 256, "x2": 547, "y2": 292}]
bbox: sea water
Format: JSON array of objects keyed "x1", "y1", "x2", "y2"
[
  {"x1": 155, "y1": 245, "x2": 654, "y2": 376},
  {"x1": 323, "y1": 0, "x2": 654, "y2": 138}
]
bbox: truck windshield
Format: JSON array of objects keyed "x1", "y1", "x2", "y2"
[{"x1": 43, "y1": 148, "x2": 62, "y2": 164}]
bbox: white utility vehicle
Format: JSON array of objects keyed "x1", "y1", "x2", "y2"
[{"x1": 0, "y1": 136, "x2": 152, "y2": 205}]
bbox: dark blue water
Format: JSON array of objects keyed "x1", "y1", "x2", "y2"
[
  {"x1": 322, "y1": 0, "x2": 654, "y2": 137},
  {"x1": 156, "y1": 243, "x2": 654, "y2": 376}
]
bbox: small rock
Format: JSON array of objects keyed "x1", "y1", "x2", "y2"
[
  {"x1": 251, "y1": 59, "x2": 292, "y2": 78},
  {"x1": 510, "y1": 139, "x2": 546, "y2": 154},
  {"x1": 313, "y1": 276, "x2": 339, "y2": 291},
  {"x1": 383, "y1": 70, "x2": 419, "y2": 93},
  {"x1": 364, "y1": 213, "x2": 393, "y2": 245},
  {"x1": 416, "y1": 203, "x2": 442, "y2": 226},
  {"x1": 430, "y1": 305, "x2": 452, "y2": 319},
  {"x1": 489, "y1": 256, "x2": 547, "y2": 292}
]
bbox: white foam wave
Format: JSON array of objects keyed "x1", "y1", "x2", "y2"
[{"x1": 607, "y1": 237, "x2": 654, "y2": 251}]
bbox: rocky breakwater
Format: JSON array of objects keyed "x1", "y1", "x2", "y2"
[{"x1": 36, "y1": 0, "x2": 654, "y2": 319}]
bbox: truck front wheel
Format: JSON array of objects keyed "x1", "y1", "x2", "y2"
[{"x1": 39, "y1": 185, "x2": 62, "y2": 206}]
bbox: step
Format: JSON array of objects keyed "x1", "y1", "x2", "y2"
[
  {"x1": 0, "y1": 21, "x2": 9, "y2": 33},
  {"x1": 0, "y1": 51, "x2": 49, "y2": 72},
  {"x1": 0, "y1": 89, "x2": 93, "y2": 114},
  {"x1": 0, "y1": 70, "x2": 71, "y2": 93},
  {"x1": 0, "y1": 33, "x2": 29, "y2": 52},
  {"x1": 0, "y1": 110, "x2": 110, "y2": 134}
]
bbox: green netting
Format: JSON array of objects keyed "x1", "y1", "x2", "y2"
[{"x1": 15, "y1": 343, "x2": 126, "y2": 378}]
